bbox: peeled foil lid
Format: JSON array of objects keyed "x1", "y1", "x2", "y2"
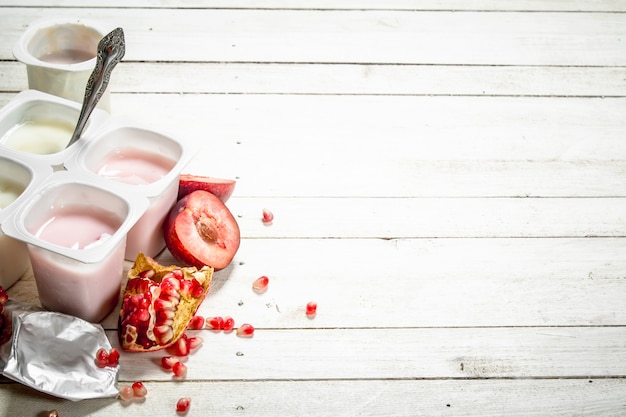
[{"x1": 0, "y1": 301, "x2": 119, "y2": 401}]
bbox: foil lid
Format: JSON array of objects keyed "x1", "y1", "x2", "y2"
[{"x1": 0, "y1": 301, "x2": 119, "y2": 401}]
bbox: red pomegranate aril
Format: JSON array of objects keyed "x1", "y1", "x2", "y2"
[
  {"x1": 95, "y1": 348, "x2": 109, "y2": 368},
  {"x1": 107, "y1": 348, "x2": 121, "y2": 367},
  {"x1": 207, "y1": 316, "x2": 224, "y2": 330},
  {"x1": 188, "y1": 315, "x2": 205, "y2": 330},
  {"x1": 262, "y1": 208, "x2": 274, "y2": 224},
  {"x1": 173, "y1": 361, "x2": 188, "y2": 377},
  {"x1": 236, "y1": 323, "x2": 255, "y2": 337},
  {"x1": 118, "y1": 385, "x2": 134, "y2": 402},
  {"x1": 222, "y1": 316, "x2": 235, "y2": 332},
  {"x1": 132, "y1": 381, "x2": 148, "y2": 398},
  {"x1": 252, "y1": 276, "x2": 269, "y2": 293},
  {"x1": 306, "y1": 301, "x2": 318, "y2": 317},
  {"x1": 161, "y1": 355, "x2": 179, "y2": 370},
  {"x1": 176, "y1": 397, "x2": 191, "y2": 413},
  {"x1": 187, "y1": 336, "x2": 204, "y2": 350},
  {"x1": 171, "y1": 336, "x2": 190, "y2": 357}
]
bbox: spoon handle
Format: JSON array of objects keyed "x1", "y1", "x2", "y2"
[{"x1": 66, "y1": 27, "x2": 125, "y2": 148}]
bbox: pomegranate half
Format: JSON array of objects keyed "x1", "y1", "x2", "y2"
[{"x1": 118, "y1": 253, "x2": 213, "y2": 352}]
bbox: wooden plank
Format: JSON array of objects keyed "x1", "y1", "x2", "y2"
[
  {"x1": 1, "y1": 378, "x2": 625, "y2": 417},
  {"x1": 109, "y1": 326, "x2": 626, "y2": 380},
  {"x1": 0, "y1": 9, "x2": 624, "y2": 65},
  {"x1": 8, "y1": 237, "x2": 626, "y2": 329},
  {"x1": 4, "y1": 61, "x2": 626, "y2": 97},
  {"x1": 1, "y1": 0, "x2": 626, "y2": 12}
]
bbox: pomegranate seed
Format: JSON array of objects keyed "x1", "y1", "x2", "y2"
[
  {"x1": 171, "y1": 336, "x2": 190, "y2": 356},
  {"x1": 43, "y1": 410, "x2": 59, "y2": 417},
  {"x1": 95, "y1": 348, "x2": 109, "y2": 368},
  {"x1": 222, "y1": 316, "x2": 235, "y2": 332},
  {"x1": 132, "y1": 381, "x2": 148, "y2": 398},
  {"x1": 252, "y1": 276, "x2": 269, "y2": 293},
  {"x1": 207, "y1": 316, "x2": 224, "y2": 330},
  {"x1": 188, "y1": 315, "x2": 205, "y2": 330},
  {"x1": 236, "y1": 323, "x2": 255, "y2": 337},
  {"x1": 262, "y1": 208, "x2": 274, "y2": 224},
  {"x1": 187, "y1": 336, "x2": 204, "y2": 350},
  {"x1": 176, "y1": 397, "x2": 191, "y2": 413},
  {"x1": 161, "y1": 355, "x2": 179, "y2": 370},
  {"x1": 107, "y1": 348, "x2": 120, "y2": 367},
  {"x1": 118, "y1": 385, "x2": 134, "y2": 402},
  {"x1": 306, "y1": 301, "x2": 318, "y2": 317},
  {"x1": 172, "y1": 361, "x2": 187, "y2": 377}
]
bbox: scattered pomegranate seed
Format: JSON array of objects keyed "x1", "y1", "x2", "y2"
[
  {"x1": 262, "y1": 208, "x2": 274, "y2": 224},
  {"x1": 252, "y1": 276, "x2": 269, "y2": 293},
  {"x1": 95, "y1": 348, "x2": 109, "y2": 368},
  {"x1": 188, "y1": 315, "x2": 205, "y2": 330},
  {"x1": 306, "y1": 301, "x2": 318, "y2": 317},
  {"x1": 107, "y1": 348, "x2": 120, "y2": 367},
  {"x1": 207, "y1": 316, "x2": 224, "y2": 330},
  {"x1": 161, "y1": 355, "x2": 179, "y2": 370},
  {"x1": 118, "y1": 385, "x2": 134, "y2": 402},
  {"x1": 132, "y1": 381, "x2": 148, "y2": 398},
  {"x1": 236, "y1": 323, "x2": 255, "y2": 337},
  {"x1": 173, "y1": 361, "x2": 188, "y2": 377},
  {"x1": 186, "y1": 336, "x2": 204, "y2": 350},
  {"x1": 176, "y1": 397, "x2": 191, "y2": 413},
  {"x1": 222, "y1": 316, "x2": 235, "y2": 332}
]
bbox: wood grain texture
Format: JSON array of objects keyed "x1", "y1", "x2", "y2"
[{"x1": 1, "y1": 1, "x2": 625, "y2": 416}]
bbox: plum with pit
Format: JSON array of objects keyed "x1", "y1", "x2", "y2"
[
  {"x1": 163, "y1": 190, "x2": 240, "y2": 270},
  {"x1": 177, "y1": 174, "x2": 236, "y2": 203}
]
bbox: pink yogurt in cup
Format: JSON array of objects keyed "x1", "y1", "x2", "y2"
[{"x1": 1, "y1": 171, "x2": 148, "y2": 322}]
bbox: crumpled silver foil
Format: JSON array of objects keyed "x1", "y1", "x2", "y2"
[{"x1": 0, "y1": 301, "x2": 119, "y2": 401}]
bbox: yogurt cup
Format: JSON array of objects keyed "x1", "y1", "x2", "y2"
[
  {"x1": 1, "y1": 171, "x2": 149, "y2": 322},
  {"x1": 65, "y1": 118, "x2": 194, "y2": 260},
  {"x1": 0, "y1": 90, "x2": 109, "y2": 169},
  {"x1": 13, "y1": 17, "x2": 112, "y2": 111},
  {"x1": 0, "y1": 149, "x2": 52, "y2": 289}
]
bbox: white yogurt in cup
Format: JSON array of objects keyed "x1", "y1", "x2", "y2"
[
  {"x1": 1, "y1": 171, "x2": 148, "y2": 322},
  {"x1": 13, "y1": 17, "x2": 113, "y2": 111},
  {"x1": 66, "y1": 118, "x2": 194, "y2": 260},
  {"x1": 0, "y1": 90, "x2": 109, "y2": 168},
  {"x1": 0, "y1": 149, "x2": 52, "y2": 289}
]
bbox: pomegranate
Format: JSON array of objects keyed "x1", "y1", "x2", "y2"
[
  {"x1": 236, "y1": 323, "x2": 255, "y2": 337},
  {"x1": 163, "y1": 190, "x2": 240, "y2": 270},
  {"x1": 132, "y1": 381, "x2": 148, "y2": 398},
  {"x1": 176, "y1": 397, "x2": 191, "y2": 413},
  {"x1": 252, "y1": 276, "x2": 269, "y2": 293},
  {"x1": 118, "y1": 253, "x2": 213, "y2": 352},
  {"x1": 262, "y1": 208, "x2": 274, "y2": 224},
  {"x1": 306, "y1": 302, "x2": 318, "y2": 317},
  {"x1": 178, "y1": 174, "x2": 236, "y2": 203}
]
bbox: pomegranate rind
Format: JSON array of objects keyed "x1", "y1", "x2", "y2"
[
  {"x1": 118, "y1": 253, "x2": 213, "y2": 352},
  {"x1": 163, "y1": 190, "x2": 240, "y2": 270},
  {"x1": 178, "y1": 174, "x2": 236, "y2": 203}
]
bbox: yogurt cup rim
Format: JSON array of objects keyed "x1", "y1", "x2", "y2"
[{"x1": 13, "y1": 16, "x2": 110, "y2": 70}]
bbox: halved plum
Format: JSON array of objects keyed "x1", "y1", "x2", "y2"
[
  {"x1": 163, "y1": 190, "x2": 240, "y2": 270},
  {"x1": 178, "y1": 174, "x2": 236, "y2": 203}
]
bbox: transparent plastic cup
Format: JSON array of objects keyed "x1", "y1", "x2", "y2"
[
  {"x1": 1, "y1": 171, "x2": 148, "y2": 322},
  {"x1": 13, "y1": 17, "x2": 112, "y2": 111},
  {"x1": 66, "y1": 119, "x2": 194, "y2": 260},
  {"x1": 0, "y1": 149, "x2": 52, "y2": 289}
]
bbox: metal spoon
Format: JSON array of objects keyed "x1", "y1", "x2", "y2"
[{"x1": 66, "y1": 27, "x2": 125, "y2": 148}]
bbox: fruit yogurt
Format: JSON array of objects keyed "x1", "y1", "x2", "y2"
[{"x1": 1, "y1": 171, "x2": 148, "y2": 322}]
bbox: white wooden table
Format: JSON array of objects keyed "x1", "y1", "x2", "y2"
[{"x1": 1, "y1": 1, "x2": 626, "y2": 416}]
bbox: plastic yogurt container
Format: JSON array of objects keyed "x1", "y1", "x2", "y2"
[
  {"x1": 0, "y1": 148, "x2": 52, "y2": 289},
  {"x1": 1, "y1": 171, "x2": 149, "y2": 322}
]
